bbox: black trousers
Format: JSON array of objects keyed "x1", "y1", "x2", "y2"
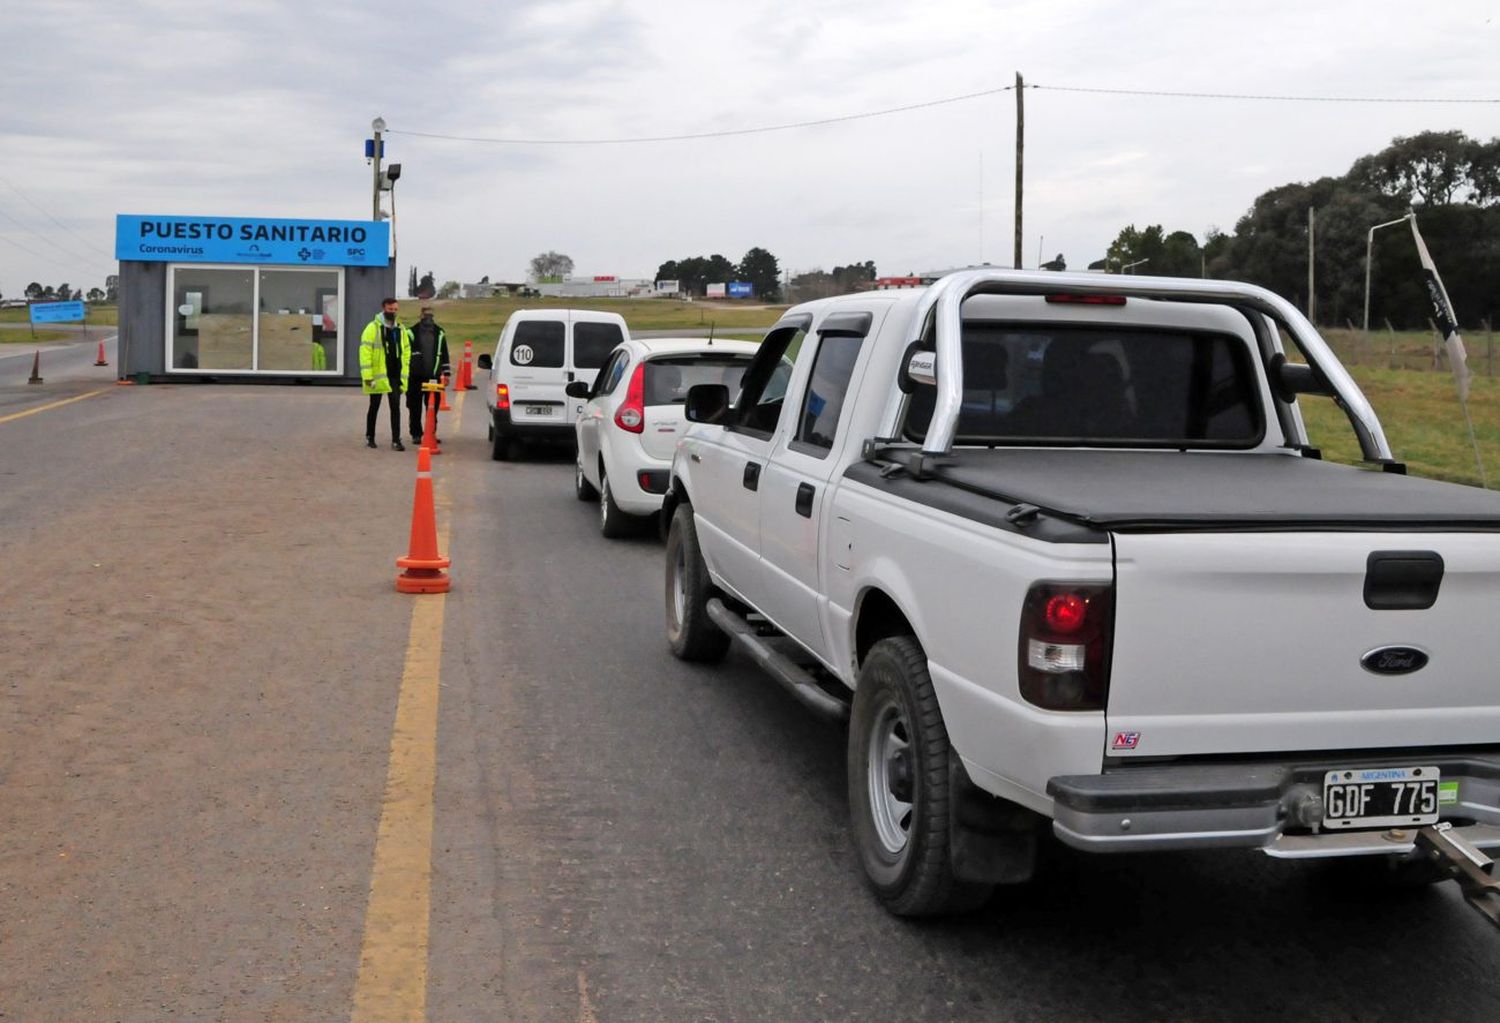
[
  {"x1": 366, "y1": 391, "x2": 401, "y2": 441},
  {"x1": 406, "y1": 383, "x2": 439, "y2": 439}
]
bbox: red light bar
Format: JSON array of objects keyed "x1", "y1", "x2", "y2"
[{"x1": 1045, "y1": 294, "x2": 1127, "y2": 306}]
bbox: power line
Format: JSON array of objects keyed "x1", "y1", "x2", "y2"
[
  {"x1": 0, "y1": 202, "x2": 113, "y2": 275},
  {"x1": 1030, "y1": 83, "x2": 1500, "y2": 104},
  {"x1": 0, "y1": 177, "x2": 115, "y2": 258},
  {"x1": 0, "y1": 231, "x2": 100, "y2": 280},
  {"x1": 388, "y1": 84, "x2": 1016, "y2": 145}
]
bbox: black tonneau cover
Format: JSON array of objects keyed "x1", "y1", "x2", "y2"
[{"x1": 919, "y1": 449, "x2": 1500, "y2": 532}]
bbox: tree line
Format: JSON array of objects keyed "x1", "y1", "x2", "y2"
[
  {"x1": 655, "y1": 247, "x2": 781, "y2": 300},
  {"x1": 11, "y1": 280, "x2": 116, "y2": 303},
  {"x1": 1099, "y1": 130, "x2": 1500, "y2": 329}
]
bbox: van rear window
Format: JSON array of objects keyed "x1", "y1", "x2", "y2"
[
  {"x1": 511, "y1": 321, "x2": 565, "y2": 367},
  {"x1": 573, "y1": 322, "x2": 624, "y2": 369},
  {"x1": 905, "y1": 323, "x2": 1263, "y2": 447},
  {"x1": 644, "y1": 356, "x2": 753, "y2": 406}
]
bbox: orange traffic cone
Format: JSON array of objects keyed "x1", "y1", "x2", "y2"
[
  {"x1": 462, "y1": 340, "x2": 477, "y2": 390},
  {"x1": 396, "y1": 445, "x2": 451, "y2": 594},
  {"x1": 93, "y1": 340, "x2": 108, "y2": 367},
  {"x1": 27, "y1": 351, "x2": 42, "y2": 385},
  {"x1": 421, "y1": 387, "x2": 442, "y2": 456},
  {"x1": 438, "y1": 373, "x2": 453, "y2": 411}
]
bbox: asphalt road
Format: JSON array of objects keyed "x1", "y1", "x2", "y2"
[{"x1": 3, "y1": 382, "x2": 1500, "y2": 1021}]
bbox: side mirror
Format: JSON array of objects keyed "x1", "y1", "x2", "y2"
[
  {"x1": 685, "y1": 383, "x2": 730, "y2": 424},
  {"x1": 897, "y1": 342, "x2": 937, "y2": 394},
  {"x1": 476, "y1": 353, "x2": 493, "y2": 371},
  {"x1": 564, "y1": 380, "x2": 591, "y2": 399},
  {"x1": 1268, "y1": 352, "x2": 1335, "y2": 403}
]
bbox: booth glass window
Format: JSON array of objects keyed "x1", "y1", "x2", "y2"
[
  {"x1": 167, "y1": 264, "x2": 342, "y2": 374},
  {"x1": 172, "y1": 267, "x2": 254, "y2": 370},
  {"x1": 259, "y1": 269, "x2": 339, "y2": 371}
]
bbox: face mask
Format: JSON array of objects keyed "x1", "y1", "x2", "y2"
[{"x1": 383, "y1": 311, "x2": 396, "y2": 323}]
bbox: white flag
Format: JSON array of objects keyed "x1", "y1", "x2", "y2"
[{"x1": 1409, "y1": 215, "x2": 1471, "y2": 403}]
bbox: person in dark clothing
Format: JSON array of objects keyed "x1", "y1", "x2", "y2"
[
  {"x1": 406, "y1": 305, "x2": 450, "y2": 444},
  {"x1": 359, "y1": 297, "x2": 412, "y2": 450}
]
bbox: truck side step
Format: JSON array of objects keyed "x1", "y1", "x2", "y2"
[
  {"x1": 1417, "y1": 823, "x2": 1500, "y2": 928},
  {"x1": 706, "y1": 598, "x2": 851, "y2": 722}
]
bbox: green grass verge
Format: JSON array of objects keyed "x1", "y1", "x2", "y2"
[{"x1": 0, "y1": 329, "x2": 74, "y2": 343}]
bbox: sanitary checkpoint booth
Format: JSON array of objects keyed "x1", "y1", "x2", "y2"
[{"x1": 114, "y1": 214, "x2": 394, "y2": 383}]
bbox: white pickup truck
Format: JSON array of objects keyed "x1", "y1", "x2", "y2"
[{"x1": 663, "y1": 268, "x2": 1500, "y2": 918}]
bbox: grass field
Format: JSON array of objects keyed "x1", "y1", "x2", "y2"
[{"x1": 410, "y1": 295, "x2": 786, "y2": 342}]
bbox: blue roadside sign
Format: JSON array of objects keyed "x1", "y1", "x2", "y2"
[
  {"x1": 115, "y1": 214, "x2": 390, "y2": 267},
  {"x1": 30, "y1": 300, "x2": 86, "y2": 324},
  {"x1": 727, "y1": 281, "x2": 754, "y2": 298}
]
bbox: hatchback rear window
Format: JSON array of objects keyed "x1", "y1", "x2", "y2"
[
  {"x1": 905, "y1": 323, "x2": 1263, "y2": 447},
  {"x1": 510, "y1": 321, "x2": 564, "y2": 367},
  {"x1": 644, "y1": 356, "x2": 753, "y2": 406},
  {"x1": 573, "y1": 322, "x2": 624, "y2": 369}
]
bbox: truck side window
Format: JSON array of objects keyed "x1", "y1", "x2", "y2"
[
  {"x1": 792, "y1": 335, "x2": 863, "y2": 455},
  {"x1": 732, "y1": 325, "x2": 807, "y2": 438}
]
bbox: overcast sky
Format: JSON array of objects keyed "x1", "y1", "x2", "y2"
[{"x1": 1, "y1": 0, "x2": 1496, "y2": 295}]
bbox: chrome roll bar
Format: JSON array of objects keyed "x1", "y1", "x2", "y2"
[{"x1": 911, "y1": 269, "x2": 1392, "y2": 463}]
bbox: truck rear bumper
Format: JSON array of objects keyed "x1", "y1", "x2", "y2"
[{"x1": 1047, "y1": 754, "x2": 1500, "y2": 857}]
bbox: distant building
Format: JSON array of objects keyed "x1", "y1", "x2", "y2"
[{"x1": 536, "y1": 275, "x2": 655, "y2": 299}]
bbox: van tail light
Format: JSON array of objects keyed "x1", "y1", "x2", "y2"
[
  {"x1": 496, "y1": 383, "x2": 510, "y2": 410},
  {"x1": 615, "y1": 363, "x2": 645, "y2": 433},
  {"x1": 1018, "y1": 582, "x2": 1114, "y2": 710}
]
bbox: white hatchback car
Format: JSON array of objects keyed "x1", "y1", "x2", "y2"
[{"x1": 567, "y1": 337, "x2": 758, "y2": 537}]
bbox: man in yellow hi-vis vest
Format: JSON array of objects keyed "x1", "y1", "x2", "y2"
[{"x1": 360, "y1": 297, "x2": 412, "y2": 450}]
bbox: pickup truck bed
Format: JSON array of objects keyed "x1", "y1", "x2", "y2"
[{"x1": 851, "y1": 449, "x2": 1500, "y2": 533}]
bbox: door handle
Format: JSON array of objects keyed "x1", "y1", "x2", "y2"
[
  {"x1": 743, "y1": 462, "x2": 761, "y2": 491},
  {"x1": 795, "y1": 482, "x2": 815, "y2": 518}
]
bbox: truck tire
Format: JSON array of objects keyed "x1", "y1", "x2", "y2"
[
  {"x1": 665, "y1": 503, "x2": 730, "y2": 662},
  {"x1": 848, "y1": 636, "x2": 993, "y2": 916},
  {"x1": 575, "y1": 452, "x2": 598, "y2": 501}
]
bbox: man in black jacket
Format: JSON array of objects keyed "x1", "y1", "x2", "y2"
[{"x1": 406, "y1": 305, "x2": 450, "y2": 444}]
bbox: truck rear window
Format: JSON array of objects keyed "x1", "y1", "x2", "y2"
[
  {"x1": 573, "y1": 322, "x2": 623, "y2": 369},
  {"x1": 644, "y1": 356, "x2": 753, "y2": 407},
  {"x1": 905, "y1": 324, "x2": 1263, "y2": 447}
]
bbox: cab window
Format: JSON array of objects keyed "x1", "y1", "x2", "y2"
[
  {"x1": 731, "y1": 325, "x2": 807, "y2": 438},
  {"x1": 793, "y1": 334, "x2": 863, "y2": 455}
]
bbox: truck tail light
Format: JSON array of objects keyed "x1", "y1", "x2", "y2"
[
  {"x1": 496, "y1": 383, "x2": 510, "y2": 410},
  {"x1": 1045, "y1": 294, "x2": 1127, "y2": 306},
  {"x1": 615, "y1": 363, "x2": 645, "y2": 433},
  {"x1": 1018, "y1": 582, "x2": 1114, "y2": 711}
]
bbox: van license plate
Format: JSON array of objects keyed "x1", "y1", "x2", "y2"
[
  {"x1": 1322, "y1": 766, "x2": 1440, "y2": 829},
  {"x1": 524, "y1": 405, "x2": 553, "y2": 416}
]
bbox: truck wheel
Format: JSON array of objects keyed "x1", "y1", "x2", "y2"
[
  {"x1": 575, "y1": 453, "x2": 598, "y2": 501},
  {"x1": 665, "y1": 503, "x2": 729, "y2": 662},
  {"x1": 848, "y1": 636, "x2": 993, "y2": 916},
  {"x1": 599, "y1": 470, "x2": 633, "y2": 538}
]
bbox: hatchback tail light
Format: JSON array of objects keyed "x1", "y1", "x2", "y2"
[
  {"x1": 1017, "y1": 582, "x2": 1114, "y2": 710},
  {"x1": 615, "y1": 363, "x2": 645, "y2": 433},
  {"x1": 496, "y1": 383, "x2": 510, "y2": 410}
]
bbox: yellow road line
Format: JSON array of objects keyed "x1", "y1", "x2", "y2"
[
  {"x1": 351, "y1": 395, "x2": 462, "y2": 1023},
  {"x1": 0, "y1": 388, "x2": 107, "y2": 425}
]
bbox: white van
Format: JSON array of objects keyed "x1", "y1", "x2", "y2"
[{"x1": 477, "y1": 308, "x2": 630, "y2": 460}]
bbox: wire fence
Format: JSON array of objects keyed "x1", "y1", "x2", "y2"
[{"x1": 1319, "y1": 321, "x2": 1497, "y2": 376}]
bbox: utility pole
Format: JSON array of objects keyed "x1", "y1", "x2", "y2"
[
  {"x1": 1307, "y1": 206, "x2": 1316, "y2": 323},
  {"x1": 1013, "y1": 72, "x2": 1024, "y2": 269},
  {"x1": 371, "y1": 116, "x2": 386, "y2": 222}
]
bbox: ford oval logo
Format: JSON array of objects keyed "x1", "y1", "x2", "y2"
[{"x1": 1361, "y1": 646, "x2": 1429, "y2": 675}]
